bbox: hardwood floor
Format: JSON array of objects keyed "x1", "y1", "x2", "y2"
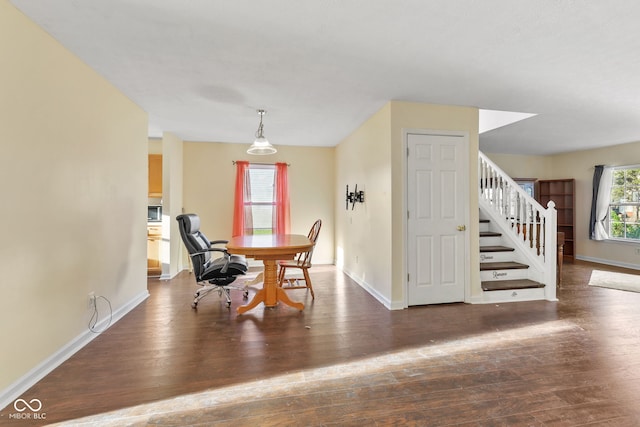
[{"x1": 4, "y1": 261, "x2": 640, "y2": 426}]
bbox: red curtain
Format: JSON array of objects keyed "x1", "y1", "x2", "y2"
[
  {"x1": 233, "y1": 161, "x2": 289, "y2": 236},
  {"x1": 232, "y1": 161, "x2": 249, "y2": 236},
  {"x1": 275, "y1": 162, "x2": 290, "y2": 234}
]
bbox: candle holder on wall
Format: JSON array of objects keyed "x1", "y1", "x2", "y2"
[{"x1": 345, "y1": 184, "x2": 365, "y2": 210}]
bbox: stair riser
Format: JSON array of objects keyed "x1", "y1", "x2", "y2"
[
  {"x1": 480, "y1": 287, "x2": 546, "y2": 304},
  {"x1": 480, "y1": 269, "x2": 529, "y2": 281},
  {"x1": 480, "y1": 252, "x2": 513, "y2": 263},
  {"x1": 479, "y1": 222, "x2": 490, "y2": 233},
  {"x1": 479, "y1": 236, "x2": 503, "y2": 246}
]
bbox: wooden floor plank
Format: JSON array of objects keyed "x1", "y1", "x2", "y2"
[{"x1": 3, "y1": 262, "x2": 640, "y2": 426}]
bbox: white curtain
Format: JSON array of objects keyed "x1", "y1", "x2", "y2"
[{"x1": 594, "y1": 167, "x2": 613, "y2": 240}]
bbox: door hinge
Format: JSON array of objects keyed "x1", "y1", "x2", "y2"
[
  {"x1": 407, "y1": 210, "x2": 410, "y2": 219},
  {"x1": 407, "y1": 147, "x2": 409, "y2": 157},
  {"x1": 407, "y1": 273, "x2": 410, "y2": 282}
]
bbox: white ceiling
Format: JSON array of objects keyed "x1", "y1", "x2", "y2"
[{"x1": 10, "y1": 0, "x2": 640, "y2": 155}]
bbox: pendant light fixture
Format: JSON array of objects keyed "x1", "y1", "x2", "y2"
[{"x1": 247, "y1": 109, "x2": 277, "y2": 155}]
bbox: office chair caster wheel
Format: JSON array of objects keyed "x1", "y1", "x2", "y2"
[
  {"x1": 191, "y1": 302, "x2": 197, "y2": 309},
  {"x1": 226, "y1": 301, "x2": 232, "y2": 308},
  {"x1": 243, "y1": 290, "x2": 249, "y2": 299}
]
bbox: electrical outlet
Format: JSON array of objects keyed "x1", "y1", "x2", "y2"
[{"x1": 88, "y1": 292, "x2": 96, "y2": 309}]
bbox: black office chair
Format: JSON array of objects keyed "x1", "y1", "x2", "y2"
[{"x1": 176, "y1": 213, "x2": 248, "y2": 308}]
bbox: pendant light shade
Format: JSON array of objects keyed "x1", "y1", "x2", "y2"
[{"x1": 247, "y1": 109, "x2": 277, "y2": 155}]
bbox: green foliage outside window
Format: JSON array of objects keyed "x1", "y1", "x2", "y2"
[
  {"x1": 611, "y1": 169, "x2": 640, "y2": 203},
  {"x1": 609, "y1": 168, "x2": 640, "y2": 241},
  {"x1": 609, "y1": 209, "x2": 624, "y2": 238}
]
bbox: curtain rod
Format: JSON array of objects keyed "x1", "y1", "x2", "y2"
[{"x1": 232, "y1": 161, "x2": 291, "y2": 166}]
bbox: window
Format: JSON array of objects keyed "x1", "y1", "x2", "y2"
[
  {"x1": 514, "y1": 178, "x2": 536, "y2": 199},
  {"x1": 608, "y1": 167, "x2": 640, "y2": 241},
  {"x1": 247, "y1": 165, "x2": 276, "y2": 235},
  {"x1": 232, "y1": 161, "x2": 290, "y2": 236}
]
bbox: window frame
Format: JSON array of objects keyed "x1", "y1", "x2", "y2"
[
  {"x1": 606, "y1": 165, "x2": 640, "y2": 243},
  {"x1": 245, "y1": 163, "x2": 277, "y2": 235}
]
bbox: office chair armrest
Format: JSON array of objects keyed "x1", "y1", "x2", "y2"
[
  {"x1": 191, "y1": 247, "x2": 228, "y2": 255},
  {"x1": 208, "y1": 239, "x2": 229, "y2": 246},
  {"x1": 190, "y1": 248, "x2": 232, "y2": 274},
  {"x1": 208, "y1": 248, "x2": 232, "y2": 274}
]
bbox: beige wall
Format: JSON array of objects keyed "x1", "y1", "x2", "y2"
[
  {"x1": 148, "y1": 138, "x2": 162, "y2": 155},
  {"x1": 484, "y1": 153, "x2": 553, "y2": 180},
  {"x1": 0, "y1": 1, "x2": 148, "y2": 393},
  {"x1": 551, "y1": 141, "x2": 640, "y2": 268},
  {"x1": 487, "y1": 140, "x2": 640, "y2": 269},
  {"x1": 335, "y1": 103, "x2": 393, "y2": 303},
  {"x1": 182, "y1": 142, "x2": 335, "y2": 265},
  {"x1": 336, "y1": 101, "x2": 480, "y2": 308},
  {"x1": 390, "y1": 101, "x2": 480, "y2": 304}
]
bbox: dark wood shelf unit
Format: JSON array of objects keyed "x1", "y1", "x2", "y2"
[{"x1": 537, "y1": 179, "x2": 575, "y2": 262}]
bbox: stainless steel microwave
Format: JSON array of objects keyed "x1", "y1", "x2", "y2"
[{"x1": 147, "y1": 205, "x2": 162, "y2": 222}]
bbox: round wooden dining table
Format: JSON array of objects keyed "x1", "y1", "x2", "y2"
[{"x1": 226, "y1": 234, "x2": 313, "y2": 314}]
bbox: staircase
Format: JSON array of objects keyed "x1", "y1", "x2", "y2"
[
  {"x1": 477, "y1": 152, "x2": 558, "y2": 303},
  {"x1": 479, "y1": 218, "x2": 547, "y2": 302}
]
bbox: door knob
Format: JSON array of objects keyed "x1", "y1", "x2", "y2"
[{"x1": 457, "y1": 225, "x2": 466, "y2": 231}]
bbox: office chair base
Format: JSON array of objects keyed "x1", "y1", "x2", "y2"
[{"x1": 192, "y1": 283, "x2": 249, "y2": 309}]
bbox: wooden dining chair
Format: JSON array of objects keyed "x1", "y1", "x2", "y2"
[{"x1": 277, "y1": 219, "x2": 322, "y2": 298}]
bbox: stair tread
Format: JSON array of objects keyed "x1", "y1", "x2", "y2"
[
  {"x1": 480, "y1": 261, "x2": 529, "y2": 270},
  {"x1": 480, "y1": 231, "x2": 502, "y2": 237},
  {"x1": 480, "y1": 219, "x2": 490, "y2": 223},
  {"x1": 480, "y1": 245, "x2": 515, "y2": 252},
  {"x1": 482, "y1": 279, "x2": 545, "y2": 291}
]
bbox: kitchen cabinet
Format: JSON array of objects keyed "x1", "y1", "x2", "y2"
[
  {"x1": 148, "y1": 154, "x2": 162, "y2": 197},
  {"x1": 147, "y1": 225, "x2": 162, "y2": 275}
]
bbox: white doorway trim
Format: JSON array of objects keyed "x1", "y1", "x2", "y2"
[{"x1": 402, "y1": 128, "x2": 471, "y2": 308}]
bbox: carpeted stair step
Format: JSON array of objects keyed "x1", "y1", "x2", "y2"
[{"x1": 480, "y1": 231, "x2": 502, "y2": 237}]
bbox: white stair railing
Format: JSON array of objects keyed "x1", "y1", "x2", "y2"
[{"x1": 479, "y1": 152, "x2": 558, "y2": 300}]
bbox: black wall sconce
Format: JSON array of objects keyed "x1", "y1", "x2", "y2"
[{"x1": 345, "y1": 184, "x2": 365, "y2": 210}]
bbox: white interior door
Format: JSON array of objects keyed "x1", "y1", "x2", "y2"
[{"x1": 407, "y1": 132, "x2": 468, "y2": 305}]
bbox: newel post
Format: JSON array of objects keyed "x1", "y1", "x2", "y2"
[{"x1": 545, "y1": 201, "x2": 557, "y2": 301}]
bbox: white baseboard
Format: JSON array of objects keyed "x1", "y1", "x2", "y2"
[
  {"x1": 575, "y1": 255, "x2": 640, "y2": 271},
  {"x1": 0, "y1": 290, "x2": 149, "y2": 411},
  {"x1": 340, "y1": 268, "x2": 404, "y2": 310}
]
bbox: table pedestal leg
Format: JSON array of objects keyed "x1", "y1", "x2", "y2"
[
  {"x1": 237, "y1": 259, "x2": 304, "y2": 314},
  {"x1": 236, "y1": 289, "x2": 265, "y2": 315},
  {"x1": 263, "y1": 260, "x2": 278, "y2": 307},
  {"x1": 276, "y1": 287, "x2": 304, "y2": 311}
]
